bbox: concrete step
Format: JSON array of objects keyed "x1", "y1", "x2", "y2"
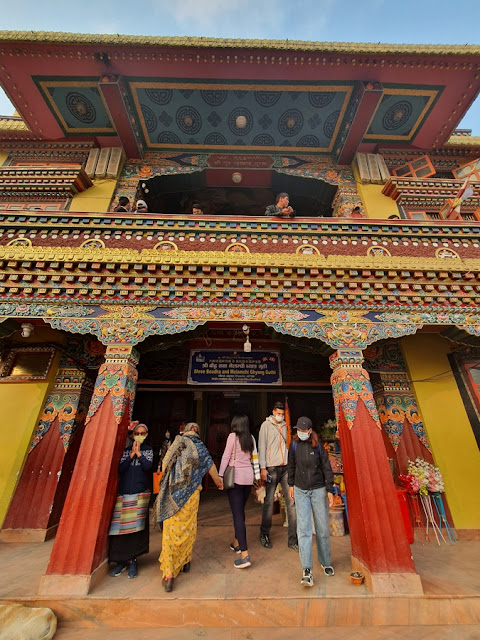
[{"x1": 53, "y1": 625, "x2": 480, "y2": 640}]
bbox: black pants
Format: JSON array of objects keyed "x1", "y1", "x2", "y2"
[
  {"x1": 227, "y1": 483, "x2": 252, "y2": 552},
  {"x1": 260, "y1": 465, "x2": 297, "y2": 546}
]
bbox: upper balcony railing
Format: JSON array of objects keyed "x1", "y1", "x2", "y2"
[{"x1": 0, "y1": 210, "x2": 478, "y2": 264}]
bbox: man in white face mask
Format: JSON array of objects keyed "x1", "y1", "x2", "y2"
[{"x1": 258, "y1": 402, "x2": 298, "y2": 550}]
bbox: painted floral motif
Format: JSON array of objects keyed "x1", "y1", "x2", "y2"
[
  {"x1": 30, "y1": 391, "x2": 85, "y2": 451},
  {"x1": 364, "y1": 342, "x2": 407, "y2": 372},
  {"x1": 162, "y1": 307, "x2": 309, "y2": 322},
  {"x1": 376, "y1": 311, "x2": 480, "y2": 327},
  {"x1": 86, "y1": 361, "x2": 138, "y2": 425},
  {"x1": 458, "y1": 324, "x2": 480, "y2": 337},
  {"x1": 44, "y1": 316, "x2": 205, "y2": 345},
  {"x1": 268, "y1": 320, "x2": 418, "y2": 349},
  {"x1": 330, "y1": 367, "x2": 381, "y2": 430},
  {"x1": 0, "y1": 303, "x2": 95, "y2": 318},
  {"x1": 376, "y1": 394, "x2": 430, "y2": 450}
]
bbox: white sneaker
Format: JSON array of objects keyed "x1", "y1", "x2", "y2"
[
  {"x1": 321, "y1": 564, "x2": 335, "y2": 576},
  {"x1": 301, "y1": 568, "x2": 313, "y2": 587}
]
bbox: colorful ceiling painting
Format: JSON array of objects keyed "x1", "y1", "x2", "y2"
[
  {"x1": 126, "y1": 80, "x2": 353, "y2": 152},
  {"x1": 365, "y1": 86, "x2": 443, "y2": 142},
  {"x1": 34, "y1": 78, "x2": 115, "y2": 135}
]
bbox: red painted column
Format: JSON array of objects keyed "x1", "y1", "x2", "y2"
[
  {"x1": 330, "y1": 348, "x2": 423, "y2": 594},
  {"x1": 1, "y1": 363, "x2": 92, "y2": 542},
  {"x1": 38, "y1": 345, "x2": 138, "y2": 596}
]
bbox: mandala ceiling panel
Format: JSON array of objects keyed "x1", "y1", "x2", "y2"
[
  {"x1": 34, "y1": 78, "x2": 115, "y2": 135},
  {"x1": 126, "y1": 80, "x2": 354, "y2": 152}
]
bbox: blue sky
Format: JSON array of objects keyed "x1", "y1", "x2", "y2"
[{"x1": 1, "y1": 0, "x2": 480, "y2": 130}]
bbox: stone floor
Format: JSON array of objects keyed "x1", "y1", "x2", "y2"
[{"x1": 0, "y1": 491, "x2": 479, "y2": 636}]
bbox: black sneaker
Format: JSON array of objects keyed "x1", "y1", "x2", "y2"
[
  {"x1": 321, "y1": 564, "x2": 335, "y2": 576},
  {"x1": 288, "y1": 543, "x2": 299, "y2": 551},
  {"x1": 127, "y1": 558, "x2": 138, "y2": 579},
  {"x1": 260, "y1": 534, "x2": 272, "y2": 548},
  {"x1": 229, "y1": 542, "x2": 241, "y2": 554},
  {"x1": 110, "y1": 562, "x2": 127, "y2": 577},
  {"x1": 301, "y1": 568, "x2": 313, "y2": 587}
]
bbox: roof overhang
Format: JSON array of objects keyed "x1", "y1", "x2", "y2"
[{"x1": 1, "y1": 32, "x2": 480, "y2": 161}]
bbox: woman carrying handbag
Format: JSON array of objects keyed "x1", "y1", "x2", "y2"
[{"x1": 219, "y1": 414, "x2": 260, "y2": 569}]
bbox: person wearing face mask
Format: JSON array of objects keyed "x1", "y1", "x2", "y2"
[
  {"x1": 287, "y1": 417, "x2": 334, "y2": 587},
  {"x1": 108, "y1": 422, "x2": 153, "y2": 579},
  {"x1": 258, "y1": 401, "x2": 297, "y2": 550}
]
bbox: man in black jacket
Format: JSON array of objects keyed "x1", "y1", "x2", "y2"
[
  {"x1": 288, "y1": 416, "x2": 334, "y2": 587},
  {"x1": 264, "y1": 193, "x2": 295, "y2": 218}
]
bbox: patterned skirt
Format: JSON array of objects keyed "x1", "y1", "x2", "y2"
[{"x1": 159, "y1": 488, "x2": 200, "y2": 579}]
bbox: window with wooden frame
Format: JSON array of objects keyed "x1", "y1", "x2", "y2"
[
  {"x1": 406, "y1": 210, "x2": 429, "y2": 220},
  {"x1": 0, "y1": 202, "x2": 64, "y2": 211},
  {"x1": 0, "y1": 347, "x2": 56, "y2": 382},
  {"x1": 392, "y1": 156, "x2": 436, "y2": 179}
]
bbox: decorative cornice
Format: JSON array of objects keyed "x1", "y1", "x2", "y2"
[
  {"x1": 1, "y1": 32, "x2": 480, "y2": 57},
  {"x1": 446, "y1": 135, "x2": 480, "y2": 146},
  {"x1": 0, "y1": 117, "x2": 29, "y2": 132},
  {"x1": 382, "y1": 176, "x2": 480, "y2": 209},
  {"x1": 0, "y1": 166, "x2": 93, "y2": 198},
  {"x1": 1, "y1": 245, "x2": 480, "y2": 268},
  {"x1": 0, "y1": 247, "x2": 479, "y2": 309}
]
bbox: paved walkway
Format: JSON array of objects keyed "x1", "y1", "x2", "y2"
[{"x1": 0, "y1": 491, "x2": 479, "y2": 636}]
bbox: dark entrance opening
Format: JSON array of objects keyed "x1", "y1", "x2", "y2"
[{"x1": 137, "y1": 171, "x2": 337, "y2": 217}]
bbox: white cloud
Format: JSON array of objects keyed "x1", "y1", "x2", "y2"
[{"x1": 151, "y1": 0, "x2": 337, "y2": 39}]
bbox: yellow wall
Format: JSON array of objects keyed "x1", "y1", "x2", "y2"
[
  {"x1": 401, "y1": 333, "x2": 480, "y2": 529},
  {"x1": 0, "y1": 350, "x2": 60, "y2": 528},
  {"x1": 357, "y1": 183, "x2": 400, "y2": 220},
  {"x1": 69, "y1": 178, "x2": 117, "y2": 213}
]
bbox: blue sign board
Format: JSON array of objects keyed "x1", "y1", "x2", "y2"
[{"x1": 188, "y1": 350, "x2": 282, "y2": 385}]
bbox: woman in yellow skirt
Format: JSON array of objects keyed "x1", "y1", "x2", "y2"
[{"x1": 155, "y1": 422, "x2": 223, "y2": 592}]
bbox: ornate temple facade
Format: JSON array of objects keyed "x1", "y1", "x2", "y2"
[{"x1": 0, "y1": 31, "x2": 479, "y2": 597}]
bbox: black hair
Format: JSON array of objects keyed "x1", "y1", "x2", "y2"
[
  {"x1": 272, "y1": 401, "x2": 284, "y2": 411},
  {"x1": 276, "y1": 192, "x2": 289, "y2": 204},
  {"x1": 231, "y1": 414, "x2": 253, "y2": 454},
  {"x1": 192, "y1": 203, "x2": 202, "y2": 209},
  {"x1": 118, "y1": 196, "x2": 130, "y2": 207}
]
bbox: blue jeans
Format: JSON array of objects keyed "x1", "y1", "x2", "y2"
[
  {"x1": 260, "y1": 465, "x2": 297, "y2": 546},
  {"x1": 294, "y1": 486, "x2": 331, "y2": 570}
]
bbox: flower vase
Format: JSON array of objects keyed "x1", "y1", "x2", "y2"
[
  {"x1": 407, "y1": 494, "x2": 430, "y2": 544},
  {"x1": 420, "y1": 493, "x2": 446, "y2": 545},
  {"x1": 431, "y1": 492, "x2": 457, "y2": 544}
]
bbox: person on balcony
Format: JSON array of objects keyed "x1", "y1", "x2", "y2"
[
  {"x1": 114, "y1": 196, "x2": 130, "y2": 212},
  {"x1": 264, "y1": 193, "x2": 295, "y2": 218},
  {"x1": 108, "y1": 422, "x2": 153, "y2": 579},
  {"x1": 134, "y1": 199, "x2": 148, "y2": 213},
  {"x1": 191, "y1": 203, "x2": 204, "y2": 214},
  {"x1": 155, "y1": 422, "x2": 223, "y2": 592}
]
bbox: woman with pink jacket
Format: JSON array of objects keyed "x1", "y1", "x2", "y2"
[{"x1": 219, "y1": 414, "x2": 260, "y2": 569}]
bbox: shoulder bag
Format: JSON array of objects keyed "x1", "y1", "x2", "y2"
[{"x1": 223, "y1": 436, "x2": 237, "y2": 490}]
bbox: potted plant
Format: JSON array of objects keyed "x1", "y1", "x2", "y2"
[{"x1": 349, "y1": 571, "x2": 364, "y2": 585}]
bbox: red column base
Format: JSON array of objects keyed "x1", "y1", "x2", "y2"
[
  {"x1": 38, "y1": 560, "x2": 108, "y2": 596},
  {"x1": 352, "y1": 556, "x2": 423, "y2": 594}
]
